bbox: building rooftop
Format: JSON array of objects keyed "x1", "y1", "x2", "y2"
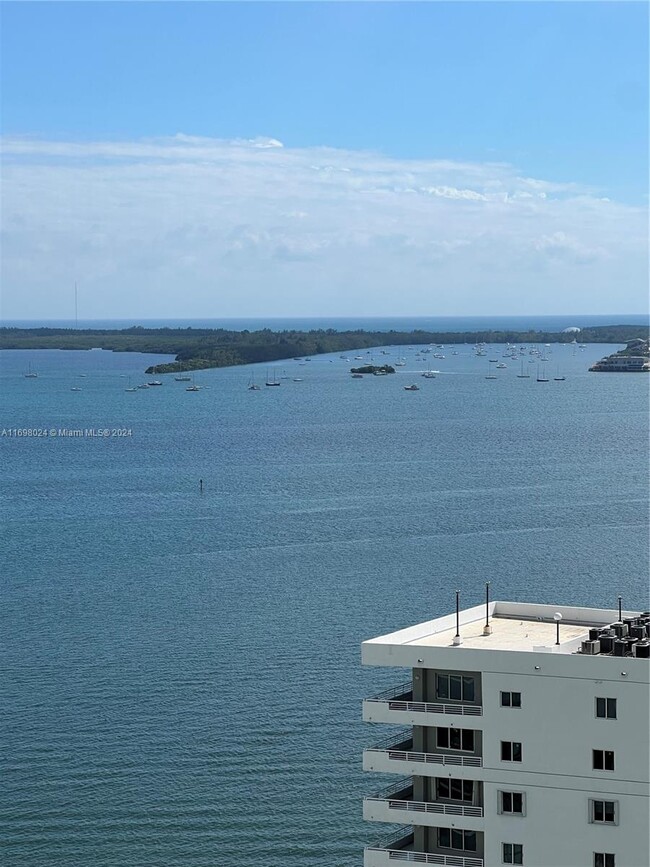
[
  {"x1": 409, "y1": 614, "x2": 587, "y2": 653},
  {"x1": 364, "y1": 600, "x2": 647, "y2": 656}
]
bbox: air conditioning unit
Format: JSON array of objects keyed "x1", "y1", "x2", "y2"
[{"x1": 581, "y1": 640, "x2": 600, "y2": 655}]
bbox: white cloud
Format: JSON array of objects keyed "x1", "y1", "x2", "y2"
[{"x1": 1, "y1": 134, "x2": 647, "y2": 318}]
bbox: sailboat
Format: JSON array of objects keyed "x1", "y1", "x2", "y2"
[
  {"x1": 247, "y1": 373, "x2": 261, "y2": 391},
  {"x1": 265, "y1": 369, "x2": 281, "y2": 386},
  {"x1": 485, "y1": 361, "x2": 497, "y2": 380},
  {"x1": 517, "y1": 360, "x2": 530, "y2": 379},
  {"x1": 536, "y1": 365, "x2": 549, "y2": 383},
  {"x1": 125, "y1": 377, "x2": 137, "y2": 392},
  {"x1": 554, "y1": 366, "x2": 566, "y2": 382},
  {"x1": 24, "y1": 363, "x2": 38, "y2": 379},
  {"x1": 174, "y1": 360, "x2": 191, "y2": 382},
  {"x1": 186, "y1": 374, "x2": 200, "y2": 392}
]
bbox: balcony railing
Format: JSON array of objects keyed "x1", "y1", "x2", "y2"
[
  {"x1": 365, "y1": 683, "x2": 482, "y2": 717},
  {"x1": 366, "y1": 732, "x2": 483, "y2": 769},
  {"x1": 365, "y1": 779, "x2": 484, "y2": 818},
  {"x1": 366, "y1": 826, "x2": 483, "y2": 867}
]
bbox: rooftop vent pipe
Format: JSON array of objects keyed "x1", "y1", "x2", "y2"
[
  {"x1": 452, "y1": 590, "x2": 462, "y2": 646},
  {"x1": 483, "y1": 582, "x2": 492, "y2": 636}
]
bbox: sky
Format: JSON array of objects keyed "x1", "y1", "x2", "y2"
[{"x1": 1, "y1": 1, "x2": 648, "y2": 319}]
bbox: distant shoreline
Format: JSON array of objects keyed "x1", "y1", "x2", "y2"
[
  {"x1": 2, "y1": 324, "x2": 648, "y2": 374},
  {"x1": 3, "y1": 313, "x2": 648, "y2": 333}
]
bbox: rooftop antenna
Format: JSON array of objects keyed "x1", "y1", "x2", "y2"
[
  {"x1": 554, "y1": 612, "x2": 563, "y2": 646},
  {"x1": 452, "y1": 590, "x2": 462, "y2": 646},
  {"x1": 483, "y1": 582, "x2": 492, "y2": 636},
  {"x1": 618, "y1": 596, "x2": 622, "y2": 622}
]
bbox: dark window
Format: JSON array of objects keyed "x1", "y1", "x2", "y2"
[
  {"x1": 592, "y1": 800, "x2": 617, "y2": 824},
  {"x1": 437, "y1": 727, "x2": 475, "y2": 752},
  {"x1": 436, "y1": 673, "x2": 476, "y2": 702},
  {"x1": 501, "y1": 792, "x2": 524, "y2": 814},
  {"x1": 596, "y1": 698, "x2": 617, "y2": 719},
  {"x1": 439, "y1": 829, "x2": 476, "y2": 852},
  {"x1": 501, "y1": 741, "x2": 522, "y2": 762},
  {"x1": 593, "y1": 750, "x2": 615, "y2": 771},
  {"x1": 501, "y1": 691, "x2": 522, "y2": 708},
  {"x1": 436, "y1": 778, "x2": 473, "y2": 802},
  {"x1": 594, "y1": 855, "x2": 615, "y2": 867},
  {"x1": 503, "y1": 843, "x2": 524, "y2": 864}
]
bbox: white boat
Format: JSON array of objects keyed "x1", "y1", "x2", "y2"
[
  {"x1": 496, "y1": 363, "x2": 507, "y2": 369},
  {"x1": 24, "y1": 363, "x2": 38, "y2": 378},
  {"x1": 421, "y1": 370, "x2": 436, "y2": 378},
  {"x1": 71, "y1": 387, "x2": 82, "y2": 392},
  {"x1": 265, "y1": 369, "x2": 281, "y2": 386},
  {"x1": 148, "y1": 380, "x2": 163, "y2": 386},
  {"x1": 247, "y1": 374, "x2": 261, "y2": 391},
  {"x1": 186, "y1": 384, "x2": 200, "y2": 392}
]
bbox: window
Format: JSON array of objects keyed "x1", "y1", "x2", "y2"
[
  {"x1": 594, "y1": 855, "x2": 615, "y2": 867},
  {"x1": 500, "y1": 791, "x2": 525, "y2": 815},
  {"x1": 436, "y1": 778, "x2": 474, "y2": 802},
  {"x1": 501, "y1": 741, "x2": 522, "y2": 762},
  {"x1": 439, "y1": 828, "x2": 477, "y2": 852},
  {"x1": 437, "y1": 727, "x2": 475, "y2": 752},
  {"x1": 501, "y1": 691, "x2": 522, "y2": 708},
  {"x1": 436, "y1": 673, "x2": 475, "y2": 702},
  {"x1": 503, "y1": 843, "x2": 524, "y2": 865},
  {"x1": 593, "y1": 749, "x2": 615, "y2": 771},
  {"x1": 590, "y1": 800, "x2": 617, "y2": 825},
  {"x1": 596, "y1": 698, "x2": 617, "y2": 719}
]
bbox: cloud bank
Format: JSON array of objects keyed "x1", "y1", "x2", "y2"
[{"x1": 1, "y1": 134, "x2": 647, "y2": 318}]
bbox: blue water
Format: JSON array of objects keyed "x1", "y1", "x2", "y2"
[
  {"x1": 1, "y1": 343, "x2": 648, "y2": 867},
  {"x1": 2, "y1": 314, "x2": 649, "y2": 332}
]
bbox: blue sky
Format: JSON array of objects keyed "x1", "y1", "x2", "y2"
[{"x1": 1, "y1": 2, "x2": 648, "y2": 318}]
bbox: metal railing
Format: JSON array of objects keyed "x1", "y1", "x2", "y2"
[
  {"x1": 374, "y1": 730, "x2": 415, "y2": 750},
  {"x1": 369, "y1": 681, "x2": 414, "y2": 702},
  {"x1": 378, "y1": 853, "x2": 483, "y2": 866},
  {"x1": 366, "y1": 829, "x2": 483, "y2": 867},
  {"x1": 365, "y1": 795, "x2": 483, "y2": 819},
  {"x1": 367, "y1": 731, "x2": 483, "y2": 768},
  {"x1": 365, "y1": 687, "x2": 482, "y2": 716},
  {"x1": 366, "y1": 748, "x2": 483, "y2": 769},
  {"x1": 369, "y1": 826, "x2": 414, "y2": 851}
]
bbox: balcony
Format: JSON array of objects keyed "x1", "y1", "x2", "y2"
[
  {"x1": 363, "y1": 682, "x2": 483, "y2": 726},
  {"x1": 364, "y1": 778, "x2": 484, "y2": 829},
  {"x1": 364, "y1": 731, "x2": 483, "y2": 776},
  {"x1": 365, "y1": 826, "x2": 483, "y2": 867}
]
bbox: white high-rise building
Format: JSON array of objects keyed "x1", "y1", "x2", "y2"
[{"x1": 362, "y1": 599, "x2": 650, "y2": 867}]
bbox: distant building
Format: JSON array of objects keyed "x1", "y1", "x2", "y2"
[
  {"x1": 590, "y1": 354, "x2": 649, "y2": 372},
  {"x1": 362, "y1": 599, "x2": 650, "y2": 867}
]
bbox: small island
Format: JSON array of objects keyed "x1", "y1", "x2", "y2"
[
  {"x1": 1, "y1": 324, "x2": 648, "y2": 373},
  {"x1": 350, "y1": 364, "x2": 395, "y2": 375}
]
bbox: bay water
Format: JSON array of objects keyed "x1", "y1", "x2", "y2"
[{"x1": 1, "y1": 341, "x2": 648, "y2": 866}]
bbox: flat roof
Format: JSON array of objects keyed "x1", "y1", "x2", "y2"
[
  {"x1": 363, "y1": 601, "x2": 643, "y2": 655},
  {"x1": 409, "y1": 614, "x2": 587, "y2": 653}
]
